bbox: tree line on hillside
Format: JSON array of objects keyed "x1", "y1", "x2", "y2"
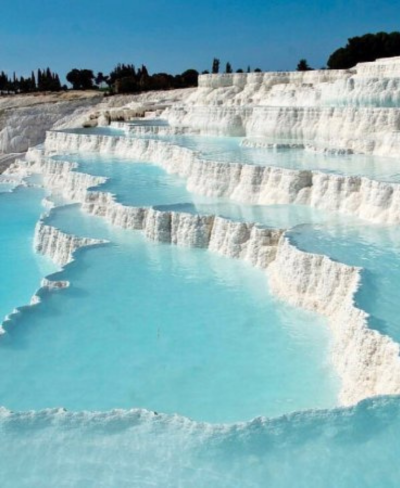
[
  {"x1": 299, "y1": 32, "x2": 400, "y2": 71},
  {"x1": 0, "y1": 64, "x2": 199, "y2": 95},
  {"x1": 66, "y1": 60, "x2": 266, "y2": 93},
  {"x1": 65, "y1": 64, "x2": 199, "y2": 93},
  {"x1": 0, "y1": 59, "x2": 266, "y2": 96},
  {"x1": 3, "y1": 33, "x2": 400, "y2": 96},
  {"x1": 0, "y1": 68, "x2": 62, "y2": 94},
  {"x1": 205, "y1": 58, "x2": 262, "y2": 74},
  {"x1": 209, "y1": 57, "x2": 313, "y2": 73},
  {"x1": 216, "y1": 32, "x2": 400, "y2": 72},
  {"x1": 327, "y1": 32, "x2": 400, "y2": 69}
]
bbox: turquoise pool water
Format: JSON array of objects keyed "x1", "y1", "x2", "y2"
[
  {"x1": 0, "y1": 187, "x2": 55, "y2": 323},
  {"x1": 52, "y1": 152, "x2": 344, "y2": 228},
  {"x1": 75, "y1": 125, "x2": 400, "y2": 182},
  {"x1": 154, "y1": 134, "x2": 400, "y2": 182},
  {"x1": 0, "y1": 396, "x2": 398, "y2": 488},
  {"x1": 0, "y1": 183, "x2": 17, "y2": 192},
  {"x1": 0, "y1": 204, "x2": 338, "y2": 422},
  {"x1": 54, "y1": 153, "x2": 198, "y2": 207},
  {"x1": 63, "y1": 126, "x2": 126, "y2": 136},
  {"x1": 289, "y1": 221, "x2": 400, "y2": 344},
  {"x1": 2, "y1": 124, "x2": 400, "y2": 486}
]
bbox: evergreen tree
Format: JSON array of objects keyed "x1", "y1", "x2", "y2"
[
  {"x1": 53, "y1": 74, "x2": 62, "y2": 91},
  {"x1": 138, "y1": 64, "x2": 150, "y2": 90},
  {"x1": 0, "y1": 67, "x2": 60, "y2": 94},
  {"x1": 212, "y1": 58, "x2": 220, "y2": 74},
  {"x1": 225, "y1": 62, "x2": 232, "y2": 73},
  {"x1": 12, "y1": 72, "x2": 18, "y2": 92},
  {"x1": 0, "y1": 71, "x2": 8, "y2": 93},
  {"x1": 37, "y1": 67, "x2": 61, "y2": 91},
  {"x1": 109, "y1": 64, "x2": 136, "y2": 86},
  {"x1": 297, "y1": 59, "x2": 312, "y2": 71},
  {"x1": 31, "y1": 71, "x2": 36, "y2": 90}
]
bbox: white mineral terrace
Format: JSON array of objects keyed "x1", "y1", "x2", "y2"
[
  {"x1": 4, "y1": 56, "x2": 400, "y2": 408},
  {"x1": 44, "y1": 131, "x2": 400, "y2": 225},
  {"x1": 4, "y1": 138, "x2": 400, "y2": 407}
]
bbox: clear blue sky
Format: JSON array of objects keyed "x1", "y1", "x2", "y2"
[{"x1": 1, "y1": 0, "x2": 400, "y2": 77}]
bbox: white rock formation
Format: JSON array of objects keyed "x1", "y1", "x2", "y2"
[
  {"x1": 34, "y1": 220, "x2": 108, "y2": 267},
  {"x1": 165, "y1": 105, "x2": 400, "y2": 155},
  {"x1": 159, "y1": 58, "x2": 400, "y2": 156},
  {"x1": 44, "y1": 131, "x2": 400, "y2": 224},
  {"x1": 268, "y1": 237, "x2": 400, "y2": 404},
  {"x1": 240, "y1": 139, "x2": 305, "y2": 150},
  {"x1": 0, "y1": 93, "x2": 104, "y2": 154},
  {"x1": 9, "y1": 146, "x2": 400, "y2": 406},
  {"x1": 7, "y1": 56, "x2": 400, "y2": 409},
  {"x1": 112, "y1": 123, "x2": 199, "y2": 137},
  {"x1": 0, "y1": 89, "x2": 194, "y2": 159}
]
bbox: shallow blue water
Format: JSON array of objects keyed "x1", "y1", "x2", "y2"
[
  {"x1": 52, "y1": 152, "x2": 342, "y2": 228},
  {"x1": 0, "y1": 187, "x2": 55, "y2": 323},
  {"x1": 155, "y1": 134, "x2": 400, "y2": 182},
  {"x1": 66, "y1": 153, "x2": 197, "y2": 207},
  {"x1": 0, "y1": 183, "x2": 16, "y2": 192},
  {"x1": 289, "y1": 222, "x2": 400, "y2": 344},
  {"x1": 74, "y1": 125, "x2": 400, "y2": 182},
  {"x1": 2, "y1": 125, "x2": 400, "y2": 485},
  {"x1": 0, "y1": 396, "x2": 399, "y2": 488},
  {"x1": 0, "y1": 205, "x2": 338, "y2": 422},
  {"x1": 62, "y1": 126, "x2": 126, "y2": 137}
]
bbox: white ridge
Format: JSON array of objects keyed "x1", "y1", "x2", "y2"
[{"x1": 7, "y1": 147, "x2": 400, "y2": 406}]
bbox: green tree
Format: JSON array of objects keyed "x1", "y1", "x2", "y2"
[
  {"x1": 225, "y1": 62, "x2": 232, "y2": 73},
  {"x1": 212, "y1": 58, "x2": 220, "y2": 74},
  {"x1": 0, "y1": 71, "x2": 8, "y2": 93},
  {"x1": 109, "y1": 64, "x2": 136, "y2": 87},
  {"x1": 327, "y1": 31, "x2": 400, "y2": 69},
  {"x1": 180, "y1": 69, "x2": 199, "y2": 87},
  {"x1": 297, "y1": 59, "x2": 312, "y2": 71},
  {"x1": 79, "y1": 70, "x2": 95, "y2": 90},
  {"x1": 138, "y1": 64, "x2": 150, "y2": 90},
  {"x1": 95, "y1": 72, "x2": 108, "y2": 89},
  {"x1": 31, "y1": 71, "x2": 37, "y2": 90},
  {"x1": 0, "y1": 68, "x2": 60, "y2": 94},
  {"x1": 66, "y1": 69, "x2": 94, "y2": 90},
  {"x1": 66, "y1": 69, "x2": 81, "y2": 90}
]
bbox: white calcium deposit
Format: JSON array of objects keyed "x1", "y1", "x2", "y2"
[
  {"x1": 0, "y1": 89, "x2": 194, "y2": 157},
  {"x1": 34, "y1": 220, "x2": 108, "y2": 267},
  {"x1": 0, "y1": 93, "x2": 104, "y2": 154},
  {"x1": 44, "y1": 130, "x2": 400, "y2": 224},
  {"x1": 6, "y1": 56, "x2": 400, "y2": 408},
  {"x1": 160, "y1": 58, "x2": 400, "y2": 156},
  {"x1": 268, "y1": 237, "x2": 400, "y2": 404},
  {"x1": 7, "y1": 139, "x2": 400, "y2": 406}
]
